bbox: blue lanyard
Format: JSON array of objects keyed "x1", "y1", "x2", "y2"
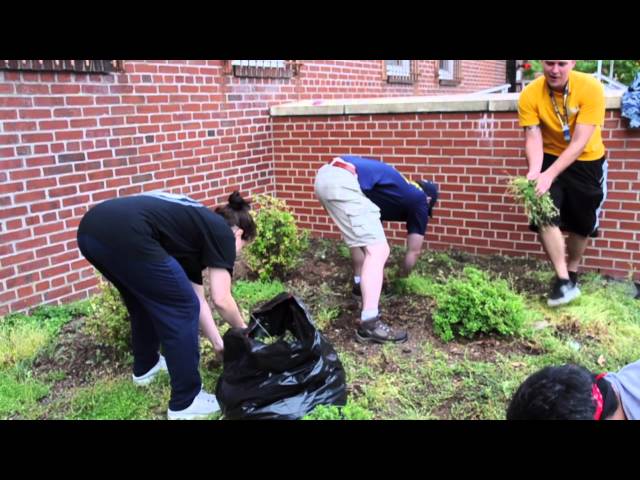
[{"x1": 549, "y1": 83, "x2": 571, "y2": 142}]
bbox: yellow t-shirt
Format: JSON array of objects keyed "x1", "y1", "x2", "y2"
[{"x1": 518, "y1": 70, "x2": 606, "y2": 161}]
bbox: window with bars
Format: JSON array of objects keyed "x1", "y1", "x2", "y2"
[
  {"x1": 226, "y1": 60, "x2": 299, "y2": 79},
  {"x1": 438, "y1": 60, "x2": 462, "y2": 85},
  {"x1": 1, "y1": 60, "x2": 123, "y2": 73},
  {"x1": 384, "y1": 60, "x2": 416, "y2": 84}
]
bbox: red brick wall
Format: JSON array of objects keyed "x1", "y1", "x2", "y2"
[
  {"x1": 272, "y1": 110, "x2": 640, "y2": 282},
  {"x1": 1, "y1": 60, "x2": 507, "y2": 315}
]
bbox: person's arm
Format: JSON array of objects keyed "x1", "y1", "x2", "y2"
[
  {"x1": 524, "y1": 125, "x2": 544, "y2": 180},
  {"x1": 534, "y1": 123, "x2": 596, "y2": 195},
  {"x1": 191, "y1": 282, "x2": 224, "y2": 358},
  {"x1": 208, "y1": 267, "x2": 246, "y2": 329},
  {"x1": 399, "y1": 233, "x2": 424, "y2": 277}
]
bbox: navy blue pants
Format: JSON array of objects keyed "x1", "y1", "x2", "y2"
[{"x1": 77, "y1": 234, "x2": 201, "y2": 411}]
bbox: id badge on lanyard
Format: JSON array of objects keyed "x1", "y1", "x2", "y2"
[{"x1": 550, "y1": 84, "x2": 571, "y2": 142}]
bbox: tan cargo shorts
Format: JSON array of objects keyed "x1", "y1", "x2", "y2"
[{"x1": 314, "y1": 164, "x2": 386, "y2": 248}]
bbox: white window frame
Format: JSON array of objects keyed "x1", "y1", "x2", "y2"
[
  {"x1": 231, "y1": 60, "x2": 286, "y2": 69},
  {"x1": 385, "y1": 60, "x2": 411, "y2": 79},
  {"x1": 439, "y1": 60, "x2": 455, "y2": 80}
]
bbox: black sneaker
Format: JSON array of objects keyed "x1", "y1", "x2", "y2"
[
  {"x1": 547, "y1": 277, "x2": 581, "y2": 307},
  {"x1": 356, "y1": 317, "x2": 408, "y2": 344},
  {"x1": 568, "y1": 271, "x2": 579, "y2": 286},
  {"x1": 635, "y1": 282, "x2": 640, "y2": 300}
]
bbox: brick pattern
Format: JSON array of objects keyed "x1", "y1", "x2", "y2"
[
  {"x1": 272, "y1": 111, "x2": 640, "y2": 282},
  {"x1": 1, "y1": 60, "x2": 512, "y2": 315}
]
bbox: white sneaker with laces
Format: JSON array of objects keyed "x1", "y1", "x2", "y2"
[
  {"x1": 132, "y1": 354, "x2": 167, "y2": 386},
  {"x1": 167, "y1": 389, "x2": 221, "y2": 420}
]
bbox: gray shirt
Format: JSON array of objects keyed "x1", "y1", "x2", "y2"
[{"x1": 604, "y1": 359, "x2": 640, "y2": 420}]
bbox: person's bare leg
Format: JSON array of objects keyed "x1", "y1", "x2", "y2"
[
  {"x1": 539, "y1": 226, "x2": 569, "y2": 279},
  {"x1": 566, "y1": 232, "x2": 589, "y2": 273},
  {"x1": 359, "y1": 242, "x2": 390, "y2": 320},
  {"x1": 350, "y1": 246, "x2": 365, "y2": 278}
]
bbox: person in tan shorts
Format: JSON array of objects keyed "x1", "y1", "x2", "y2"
[{"x1": 315, "y1": 156, "x2": 438, "y2": 344}]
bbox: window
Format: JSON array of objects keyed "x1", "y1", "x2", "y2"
[
  {"x1": 1, "y1": 60, "x2": 123, "y2": 73},
  {"x1": 226, "y1": 60, "x2": 299, "y2": 79},
  {"x1": 438, "y1": 60, "x2": 462, "y2": 85},
  {"x1": 384, "y1": 60, "x2": 416, "y2": 84}
]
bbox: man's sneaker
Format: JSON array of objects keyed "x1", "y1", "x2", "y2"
[
  {"x1": 356, "y1": 317, "x2": 408, "y2": 344},
  {"x1": 132, "y1": 354, "x2": 167, "y2": 386},
  {"x1": 547, "y1": 277, "x2": 581, "y2": 307},
  {"x1": 167, "y1": 389, "x2": 220, "y2": 420},
  {"x1": 568, "y1": 271, "x2": 579, "y2": 286}
]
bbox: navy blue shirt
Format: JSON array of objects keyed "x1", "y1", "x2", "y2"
[
  {"x1": 78, "y1": 192, "x2": 236, "y2": 284},
  {"x1": 340, "y1": 155, "x2": 430, "y2": 235}
]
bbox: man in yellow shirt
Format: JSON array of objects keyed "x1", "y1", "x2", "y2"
[{"x1": 518, "y1": 60, "x2": 607, "y2": 307}]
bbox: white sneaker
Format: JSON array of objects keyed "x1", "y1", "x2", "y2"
[
  {"x1": 167, "y1": 389, "x2": 220, "y2": 420},
  {"x1": 132, "y1": 354, "x2": 167, "y2": 386}
]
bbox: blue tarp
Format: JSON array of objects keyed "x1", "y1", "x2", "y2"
[{"x1": 621, "y1": 72, "x2": 640, "y2": 128}]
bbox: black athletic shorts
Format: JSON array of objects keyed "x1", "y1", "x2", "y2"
[{"x1": 529, "y1": 153, "x2": 607, "y2": 238}]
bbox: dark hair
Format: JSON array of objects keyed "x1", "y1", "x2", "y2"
[
  {"x1": 215, "y1": 191, "x2": 257, "y2": 241},
  {"x1": 506, "y1": 364, "x2": 618, "y2": 420}
]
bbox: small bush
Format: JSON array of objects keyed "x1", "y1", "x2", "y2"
[
  {"x1": 244, "y1": 195, "x2": 309, "y2": 281},
  {"x1": 302, "y1": 402, "x2": 374, "y2": 420},
  {"x1": 508, "y1": 176, "x2": 559, "y2": 227},
  {"x1": 84, "y1": 276, "x2": 130, "y2": 354},
  {"x1": 431, "y1": 267, "x2": 527, "y2": 342},
  {"x1": 232, "y1": 279, "x2": 286, "y2": 312}
]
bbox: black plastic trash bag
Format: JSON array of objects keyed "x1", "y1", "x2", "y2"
[{"x1": 215, "y1": 292, "x2": 347, "y2": 419}]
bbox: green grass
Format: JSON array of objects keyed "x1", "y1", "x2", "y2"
[
  {"x1": 0, "y1": 368, "x2": 50, "y2": 419},
  {"x1": 1, "y1": 302, "x2": 88, "y2": 369},
  {"x1": 2, "y1": 262, "x2": 639, "y2": 420},
  {"x1": 60, "y1": 376, "x2": 170, "y2": 420}
]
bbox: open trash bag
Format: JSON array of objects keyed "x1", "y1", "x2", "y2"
[{"x1": 215, "y1": 292, "x2": 347, "y2": 419}]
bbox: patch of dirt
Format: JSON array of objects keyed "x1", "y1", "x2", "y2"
[
  {"x1": 243, "y1": 237, "x2": 552, "y2": 365},
  {"x1": 264, "y1": 239, "x2": 548, "y2": 362},
  {"x1": 32, "y1": 317, "x2": 129, "y2": 405}
]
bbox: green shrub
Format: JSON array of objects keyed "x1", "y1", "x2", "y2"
[
  {"x1": 0, "y1": 303, "x2": 86, "y2": 368},
  {"x1": 302, "y1": 402, "x2": 374, "y2": 420},
  {"x1": 84, "y1": 276, "x2": 130, "y2": 354},
  {"x1": 232, "y1": 279, "x2": 286, "y2": 311},
  {"x1": 245, "y1": 194, "x2": 309, "y2": 281},
  {"x1": 508, "y1": 176, "x2": 559, "y2": 227},
  {"x1": 431, "y1": 267, "x2": 527, "y2": 342}
]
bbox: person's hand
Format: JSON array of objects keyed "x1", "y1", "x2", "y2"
[
  {"x1": 526, "y1": 170, "x2": 540, "y2": 181},
  {"x1": 214, "y1": 345, "x2": 224, "y2": 362},
  {"x1": 534, "y1": 171, "x2": 554, "y2": 196}
]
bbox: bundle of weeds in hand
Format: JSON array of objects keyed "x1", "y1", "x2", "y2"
[{"x1": 508, "y1": 176, "x2": 559, "y2": 227}]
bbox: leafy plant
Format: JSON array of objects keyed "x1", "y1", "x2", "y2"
[
  {"x1": 431, "y1": 267, "x2": 527, "y2": 342},
  {"x1": 84, "y1": 275, "x2": 130, "y2": 354},
  {"x1": 526, "y1": 60, "x2": 640, "y2": 86},
  {"x1": 0, "y1": 303, "x2": 86, "y2": 368},
  {"x1": 508, "y1": 176, "x2": 559, "y2": 227},
  {"x1": 575, "y1": 60, "x2": 640, "y2": 86},
  {"x1": 314, "y1": 306, "x2": 340, "y2": 331},
  {"x1": 244, "y1": 194, "x2": 309, "y2": 281},
  {"x1": 232, "y1": 279, "x2": 286, "y2": 312},
  {"x1": 302, "y1": 401, "x2": 374, "y2": 420}
]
